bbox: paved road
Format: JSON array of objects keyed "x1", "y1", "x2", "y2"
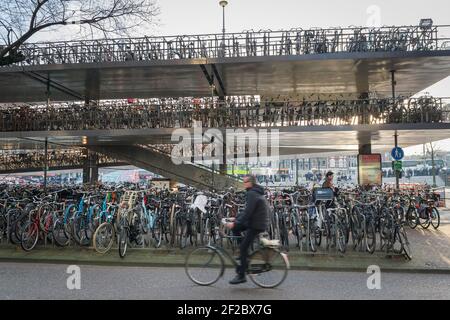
[{"x1": 0, "y1": 262, "x2": 449, "y2": 300}]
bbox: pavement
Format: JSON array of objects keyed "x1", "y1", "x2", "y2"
[
  {"x1": 438, "y1": 207, "x2": 450, "y2": 223},
  {"x1": 0, "y1": 224, "x2": 449, "y2": 274},
  {"x1": 1, "y1": 262, "x2": 449, "y2": 300}
]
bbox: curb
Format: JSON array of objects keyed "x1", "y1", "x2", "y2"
[{"x1": 1, "y1": 255, "x2": 450, "y2": 275}]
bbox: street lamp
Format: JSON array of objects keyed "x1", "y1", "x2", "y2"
[
  {"x1": 219, "y1": 1, "x2": 228, "y2": 36},
  {"x1": 219, "y1": 0, "x2": 228, "y2": 55}
]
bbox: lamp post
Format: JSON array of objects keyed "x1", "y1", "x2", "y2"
[
  {"x1": 219, "y1": 0, "x2": 228, "y2": 55},
  {"x1": 219, "y1": 1, "x2": 228, "y2": 36}
]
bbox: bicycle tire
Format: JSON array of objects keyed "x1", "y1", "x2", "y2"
[
  {"x1": 72, "y1": 215, "x2": 89, "y2": 246},
  {"x1": 398, "y1": 227, "x2": 412, "y2": 260},
  {"x1": 430, "y1": 208, "x2": 440, "y2": 229},
  {"x1": 118, "y1": 226, "x2": 128, "y2": 258},
  {"x1": 12, "y1": 210, "x2": 27, "y2": 242},
  {"x1": 52, "y1": 217, "x2": 69, "y2": 247},
  {"x1": 308, "y1": 223, "x2": 317, "y2": 252},
  {"x1": 169, "y1": 206, "x2": 178, "y2": 248},
  {"x1": 279, "y1": 215, "x2": 289, "y2": 251},
  {"x1": 365, "y1": 222, "x2": 376, "y2": 254},
  {"x1": 21, "y1": 221, "x2": 39, "y2": 252},
  {"x1": 314, "y1": 224, "x2": 322, "y2": 248},
  {"x1": 153, "y1": 220, "x2": 163, "y2": 248},
  {"x1": 8, "y1": 209, "x2": 24, "y2": 244},
  {"x1": 293, "y1": 222, "x2": 301, "y2": 249},
  {"x1": 179, "y1": 219, "x2": 188, "y2": 249},
  {"x1": 93, "y1": 222, "x2": 115, "y2": 254},
  {"x1": 189, "y1": 216, "x2": 198, "y2": 246},
  {"x1": 336, "y1": 222, "x2": 346, "y2": 253},
  {"x1": 248, "y1": 248, "x2": 289, "y2": 289},
  {"x1": 406, "y1": 207, "x2": 418, "y2": 229},
  {"x1": 185, "y1": 246, "x2": 225, "y2": 286},
  {"x1": 419, "y1": 208, "x2": 431, "y2": 229}
]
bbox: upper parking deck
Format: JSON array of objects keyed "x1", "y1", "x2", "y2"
[{"x1": 1, "y1": 25, "x2": 450, "y2": 102}]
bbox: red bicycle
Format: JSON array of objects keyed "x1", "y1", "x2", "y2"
[{"x1": 21, "y1": 203, "x2": 54, "y2": 251}]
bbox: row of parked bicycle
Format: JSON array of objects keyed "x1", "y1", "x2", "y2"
[
  {"x1": 0, "y1": 183, "x2": 441, "y2": 260},
  {"x1": 12, "y1": 24, "x2": 446, "y2": 66},
  {"x1": 1, "y1": 96, "x2": 448, "y2": 132}
]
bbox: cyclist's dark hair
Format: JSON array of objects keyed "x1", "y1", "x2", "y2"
[{"x1": 244, "y1": 174, "x2": 257, "y2": 185}]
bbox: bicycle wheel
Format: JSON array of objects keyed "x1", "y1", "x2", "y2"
[
  {"x1": 272, "y1": 212, "x2": 280, "y2": 241},
  {"x1": 204, "y1": 218, "x2": 211, "y2": 246},
  {"x1": 185, "y1": 246, "x2": 224, "y2": 286},
  {"x1": 14, "y1": 212, "x2": 28, "y2": 245},
  {"x1": 152, "y1": 220, "x2": 163, "y2": 248},
  {"x1": 88, "y1": 205, "x2": 102, "y2": 234},
  {"x1": 162, "y1": 214, "x2": 172, "y2": 245},
  {"x1": 189, "y1": 217, "x2": 198, "y2": 246},
  {"x1": 52, "y1": 216, "x2": 69, "y2": 247},
  {"x1": 248, "y1": 248, "x2": 289, "y2": 289},
  {"x1": 324, "y1": 221, "x2": 332, "y2": 250},
  {"x1": 308, "y1": 223, "x2": 316, "y2": 252},
  {"x1": 314, "y1": 224, "x2": 322, "y2": 248},
  {"x1": 169, "y1": 209, "x2": 178, "y2": 248},
  {"x1": 179, "y1": 219, "x2": 188, "y2": 249},
  {"x1": 293, "y1": 223, "x2": 301, "y2": 249},
  {"x1": 279, "y1": 216, "x2": 289, "y2": 251},
  {"x1": 72, "y1": 215, "x2": 89, "y2": 246},
  {"x1": 118, "y1": 226, "x2": 128, "y2": 258},
  {"x1": 350, "y1": 215, "x2": 359, "y2": 249},
  {"x1": 8, "y1": 209, "x2": 25, "y2": 244},
  {"x1": 365, "y1": 222, "x2": 376, "y2": 254},
  {"x1": 93, "y1": 222, "x2": 115, "y2": 254},
  {"x1": 406, "y1": 207, "x2": 418, "y2": 229},
  {"x1": 430, "y1": 208, "x2": 440, "y2": 229},
  {"x1": 398, "y1": 228, "x2": 412, "y2": 260},
  {"x1": 419, "y1": 209, "x2": 431, "y2": 229},
  {"x1": 336, "y1": 223, "x2": 346, "y2": 253},
  {"x1": 21, "y1": 221, "x2": 39, "y2": 252}
]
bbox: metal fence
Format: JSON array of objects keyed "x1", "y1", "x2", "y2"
[{"x1": 4, "y1": 25, "x2": 450, "y2": 66}]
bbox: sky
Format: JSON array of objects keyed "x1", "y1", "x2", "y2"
[{"x1": 31, "y1": 0, "x2": 450, "y2": 154}]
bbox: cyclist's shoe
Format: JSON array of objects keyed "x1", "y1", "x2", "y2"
[{"x1": 229, "y1": 274, "x2": 247, "y2": 285}]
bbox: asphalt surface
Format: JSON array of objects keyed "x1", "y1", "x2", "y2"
[{"x1": 0, "y1": 262, "x2": 449, "y2": 300}]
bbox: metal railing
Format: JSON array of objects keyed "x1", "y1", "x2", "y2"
[
  {"x1": 1, "y1": 96, "x2": 449, "y2": 132},
  {"x1": 4, "y1": 25, "x2": 450, "y2": 67}
]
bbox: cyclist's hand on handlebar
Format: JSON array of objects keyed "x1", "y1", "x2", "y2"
[
  {"x1": 225, "y1": 222, "x2": 235, "y2": 229},
  {"x1": 221, "y1": 217, "x2": 235, "y2": 229}
]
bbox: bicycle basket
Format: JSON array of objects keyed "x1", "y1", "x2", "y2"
[{"x1": 313, "y1": 188, "x2": 334, "y2": 201}]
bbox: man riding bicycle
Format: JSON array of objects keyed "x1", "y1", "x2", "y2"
[{"x1": 225, "y1": 174, "x2": 270, "y2": 285}]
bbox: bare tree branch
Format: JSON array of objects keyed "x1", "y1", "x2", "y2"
[{"x1": 0, "y1": 0, "x2": 160, "y2": 65}]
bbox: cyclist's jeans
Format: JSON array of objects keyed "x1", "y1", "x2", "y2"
[{"x1": 233, "y1": 227, "x2": 264, "y2": 277}]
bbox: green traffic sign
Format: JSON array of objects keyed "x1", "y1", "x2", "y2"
[{"x1": 394, "y1": 161, "x2": 402, "y2": 171}]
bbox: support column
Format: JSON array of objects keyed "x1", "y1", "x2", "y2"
[
  {"x1": 394, "y1": 131, "x2": 400, "y2": 189},
  {"x1": 83, "y1": 149, "x2": 99, "y2": 185},
  {"x1": 82, "y1": 149, "x2": 89, "y2": 184},
  {"x1": 90, "y1": 153, "x2": 99, "y2": 184},
  {"x1": 358, "y1": 143, "x2": 372, "y2": 155},
  {"x1": 219, "y1": 139, "x2": 227, "y2": 176},
  {"x1": 43, "y1": 138, "x2": 48, "y2": 191}
]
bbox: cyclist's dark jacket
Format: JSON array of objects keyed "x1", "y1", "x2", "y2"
[{"x1": 235, "y1": 184, "x2": 270, "y2": 231}]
